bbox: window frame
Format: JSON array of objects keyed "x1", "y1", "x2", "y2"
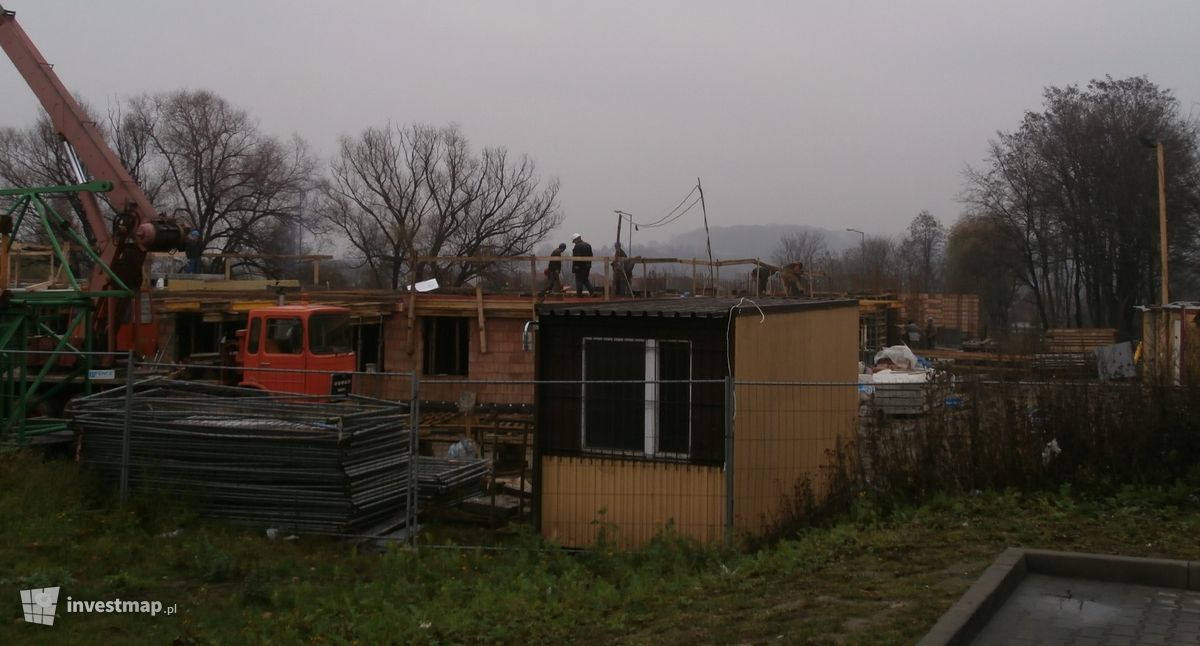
[
  {"x1": 263, "y1": 317, "x2": 304, "y2": 355},
  {"x1": 247, "y1": 317, "x2": 262, "y2": 354},
  {"x1": 308, "y1": 312, "x2": 354, "y2": 355},
  {"x1": 580, "y1": 336, "x2": 693, "y2": 459}
]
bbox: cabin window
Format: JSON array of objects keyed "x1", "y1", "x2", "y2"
[
  {"x1": 264, "y1": 317, "x2": 303, "y2": 355},
  {"x1": 422, "y1": 317, "x2": 469, "y2": 376},
  {"x1": 309, "y1": 313, "x2": 353, "y2": 355},
  {"x1": 582, "y1": 338, "x2": 692, "y2": 457}
]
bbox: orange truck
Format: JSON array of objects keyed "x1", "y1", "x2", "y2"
[{"x1": 237, "y1": 305, "x2": 356, "y2": 396}]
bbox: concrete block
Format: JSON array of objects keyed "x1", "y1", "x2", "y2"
[{"x1": 1022, "y1": 549, "x2": 1189, "y2": 589}]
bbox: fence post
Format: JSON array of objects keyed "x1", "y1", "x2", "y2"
[
  {"x1": 724, "y1": 376, "x2": 734, "y2": 546},
  {"x1": 119, "y1": 349, "x2": 135, "y2": 504},
  {"x1": 408, "y1": 371, "x2": 420, "y2": 546}
]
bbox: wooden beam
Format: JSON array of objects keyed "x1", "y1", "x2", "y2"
[
  {"x1": 475, "y1": 283, "x2": 488, "y2": 354},
  {"x1": 529, "y1": 257, "x2": 536, "y2": 316},
  {"x1": 407, "y1": 287, "x2": 417, "y2": 356}
]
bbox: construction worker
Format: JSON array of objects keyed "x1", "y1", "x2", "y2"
[
  {"x1": 904, "y1": 320, "x2": 921, "y2": 347},
  {"x1": 570, "y1": 233, "x2": 594, "y2": 295},
  {"x1": 750, "y1": 263, "x2": 773, "y2": 295},
  {"x1": 780, "y1": 261, "x2": 806, "y2": 297},
  {"x1": 540, "y1": 243, "x2": 567, "y2": 296},
  {"x1": 184, "y1": 228, "x2": 203, "y2": 273}
]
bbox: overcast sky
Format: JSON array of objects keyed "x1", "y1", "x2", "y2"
[{"x1": 3, "y1": 1, "x2": 1200, "y2": 248}]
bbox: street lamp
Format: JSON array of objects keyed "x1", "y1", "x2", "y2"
[
  {"x1": 1140, "y1": 137, "x2": 1168, "y2": 305},
  {"x1": 846, "y1": 228, "x2": 865, "y2": 292}
]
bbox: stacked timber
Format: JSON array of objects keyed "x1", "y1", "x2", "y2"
[
  {"x1": 1041, "y1": 328, "x2": 1118, "y2": 353},
  {"x1": 1034, "y1": 328, "x2": 1117, "y2": 376},
  {"x1": 68, "y1": 380, "x2": 413, "y2": 535}
]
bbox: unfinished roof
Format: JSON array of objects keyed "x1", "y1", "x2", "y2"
[{"x1": 538, "y1": 296, "x2": 857, "y2": 319}]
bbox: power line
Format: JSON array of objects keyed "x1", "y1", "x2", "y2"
[
  {"x1": 636, "y1": 195, "x2": 701, "y2": 230},
  {"x1": 627, "y1": 186, "x2": 698, "y2": 229}
]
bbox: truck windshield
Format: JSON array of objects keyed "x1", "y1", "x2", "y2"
[{"x1": 308, "y1": 313, "x2": 353, "y2": 355}]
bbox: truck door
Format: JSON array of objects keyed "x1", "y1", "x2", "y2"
[
  {"x1": 305, "y1": 312, "x2": 356, "y2": 395},
  {"x1": 256, "y1": 316, "x2": 306, "y2": 394}
]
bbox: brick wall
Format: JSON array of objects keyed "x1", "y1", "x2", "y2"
[
  {"x1": 900, "y1": 293, "x2": 981, "y2": 339},
  {"x1": 378, "y1": 313, "x2": 534, "y2": 406}
]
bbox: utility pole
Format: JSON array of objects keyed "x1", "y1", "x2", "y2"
[
  {"x1": 697, "y1": 178, "x2": 714, "y2": 293},
  {"x1": 1155, "y1": 142, "x2": 1169, "y2": 305},
  {"x1": 1140, "y1": 137, "x2": 1169, "y2": 305}
]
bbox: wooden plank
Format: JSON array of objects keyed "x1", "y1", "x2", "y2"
[
  {"x1": 165, "y1": 279, "x2": 299, "y2": 292},
  {"x1": 475, "y1": 284, "x2": 488, "y2": 354}
]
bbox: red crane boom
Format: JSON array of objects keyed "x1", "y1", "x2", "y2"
[{"x1": 0, "y1": 4, "x2": 185, "y2": 349}]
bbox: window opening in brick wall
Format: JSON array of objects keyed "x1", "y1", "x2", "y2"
[{"x1": 422, "y1": 316, "x2": 469, "y2": 376}]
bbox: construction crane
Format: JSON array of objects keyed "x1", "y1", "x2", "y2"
[
  {"x1": 0, "y1": 4, "x2": 189, "y2": 348},
  {"x1": 0, "y1": 5, "x2": 356, "y2": 441}
]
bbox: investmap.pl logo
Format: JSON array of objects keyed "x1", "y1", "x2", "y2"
[
  {"x1": 20, "y1": 586, "x2": 175, "y2": 626},
  {"x1": 20, "y1": 587, "x2": 60, "y2": 626}
]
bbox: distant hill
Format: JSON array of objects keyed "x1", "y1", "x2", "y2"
[{"x1": 602, "y1": 224, "x2": 860, "y2": 261}]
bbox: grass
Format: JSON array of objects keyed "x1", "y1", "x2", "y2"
[{"x1": 3, "y1": 453, "x2": 1200, "y2": 645}]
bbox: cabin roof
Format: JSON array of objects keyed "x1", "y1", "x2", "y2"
[{"x1": 538, "y1": 296, "x2": 857, "y2": 319}]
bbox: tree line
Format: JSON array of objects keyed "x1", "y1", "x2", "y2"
[
  {"x1": 3, "y1": 76, "x2": 1197, "y2": 339},
  {"x1": 773, "y1": 76, "x2": 1200, "y2": 339},
  {"x1": 0, "y1": 90, "x2": 562, "y2": 288}
]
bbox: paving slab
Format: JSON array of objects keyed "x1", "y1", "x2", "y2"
[
  {"x1": 920, "y1": 549, "x2": 1200, "y2": 645},
  {"x1": 972, "y1": 573, "x2": 1200, "y2": 645}
]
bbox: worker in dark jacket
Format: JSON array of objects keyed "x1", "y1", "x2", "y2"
[
  {"x1": 750, "y1": 263, "x2": 773, "y2": 295},
  {"x1": 540, "y1": 243, "x2": 567, "y2": 296},
  {"x1": 570, "y1": 233, "x2": 594, "y2": 295},
  {"x1": 184, "y1": 228, "x2": 203, "y2": 274}
]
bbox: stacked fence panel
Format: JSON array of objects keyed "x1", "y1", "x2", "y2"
[
  {"x1": 416, "y1": 456, "x2": 490, "y2": 506},
  {"x1": 68, "y1": 379, "x2": 413, "y2": 535}
]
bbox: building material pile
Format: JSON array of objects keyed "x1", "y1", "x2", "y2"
[
  {"x1": 860, "y1": 345, "x2": 942, "y2": 416},
  {"x1": 1034, "y1": 328, "x2": 1117, "y2": 376},
  {"x1": 416, "y1": 456, "x2": 490, "y2": 507},
  {"x1": 67, "y1": 380, "x2": 413, "y2": 535},
  {"x1": 902, "y1": 293, "x2": 982, "y2": 341}
]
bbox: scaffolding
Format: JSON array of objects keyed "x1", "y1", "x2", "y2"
[{"x1": 0, "y1": 181, "x2": 132, "y2": 443}]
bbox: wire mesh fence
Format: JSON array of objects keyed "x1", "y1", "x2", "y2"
[
  {"x1": 69, "y1": 379, "x2": 416, "y2": 535},
  {"x1": 5, "y1": 348, "x2": 1199, "y2": 550}
]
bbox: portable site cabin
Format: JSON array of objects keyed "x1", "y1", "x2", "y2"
[{"x1": 534, "y1": 297, "x2": 859, "y2": 548}]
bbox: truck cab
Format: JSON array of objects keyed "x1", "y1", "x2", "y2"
[{"x1": 236, "y1": 305, "x2": 355, "y2": 396}]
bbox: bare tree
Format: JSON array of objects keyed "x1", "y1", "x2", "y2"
[
  {"x1": 0, "y1": 91, "x2": 313, "y2": 278},
  {"x1": 772, "y1": 229, "x2": 828, "y2": 272},
  {"x1": 316, "y1": 123, "x2": 563, "y2": 289},
  {"x1": 0, "y1": 112, "x2": 94, "y2": 243},
  {"x1": 128, "y1": 90, "x2": 315, "y2": 276},
  {"x1": 964, "y1": 76, "x2": 1200, "y2": 335}
]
